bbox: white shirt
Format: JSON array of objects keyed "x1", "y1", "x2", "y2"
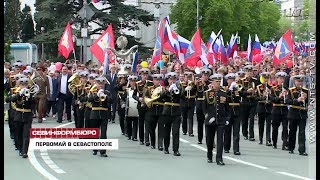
[
  {"x1": 60, "y1": 74, "x2": 68, "y2": 94},
  {"x1": 48, "y1": 76, "x2": 53, "y2": 95}
]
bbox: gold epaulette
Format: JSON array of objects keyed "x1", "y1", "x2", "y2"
[
  {"x1": 302, "y1": 87, "x2": 308, "y2": 91},
  {"x1": 220, "y1": 88, "x2": 226, "y2": 92},
  {"x1": 240, "y1": 77, "x2": 246, "y2": 81},
  {"x1": 252, "y1": 77, "x2": 257, "y2": 80},
  {"x1": 289, "y1": 87, "x2": 296, "y2": 90}
]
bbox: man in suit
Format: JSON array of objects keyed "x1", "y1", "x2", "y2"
[
  {"x1": 105, "y1": 64, "x2": 118, "y2": 123},
  {"x1": 46, "y1": 71, "x2": 58, "y2": 118},
  {"x1": 56, "y1": 65, "x2": 73, "y2": 123}
]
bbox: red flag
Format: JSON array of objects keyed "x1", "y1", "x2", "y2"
[
  {"x1": 58, "y1": 22, "x2": 74, "y2": 59},
  {"x1": 90, "y1": 24, "x2": 115, "y2": 64},
  {"x1": 184, "y1": 28, "x2": 202, "y2": 67},
  {"x1": 273, "y1": 29, "x2": 293, "y2": 66}
]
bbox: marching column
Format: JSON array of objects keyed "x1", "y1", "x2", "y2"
[
  {"x1": 125, "y1": 75, "x2": 139, "y2": 141},
  {"x1": 224, "y1": 73, "x2": 242, "y2": 155},
  {"x1": 195, "y1": 69, "x2": 211, "y2": 144},
  {"x1": 159, "y1": 72, "x2": 182, "y2": 156},
  {"x1": 144, "y1": 74, "x2": 165, "y2": 150},
  {"x1": 239, "y1": 65, "x2": 259, "y2": 141},
  {"x1": 256, "y1": 72, "x2": 272, "y2": 146},
  {"x1": 203, "y1": 74, "x2": 229, "y2": 165},
  {"x1": 286, "y1": 75, "x2": 309, "y2": 156},
  {"x1": 9, "y1": 77, "x2": 35, "y2": 158},
  {"x1": 180, "y1": 71, "x2": 197, "y2": 136},
  {"x1": 270, "y1": 72, "x2": 289, "y2": 150},
  {"x1": 132, "y1": 68, "x2": 154, "y2": 145},
  {"x1": 88, "y1": 76, "x2": 112, "y2": 157}
]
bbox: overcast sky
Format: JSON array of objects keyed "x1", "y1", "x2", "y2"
[{"x1": 20, "y1": 0, "x2": 36, "y2": 15}]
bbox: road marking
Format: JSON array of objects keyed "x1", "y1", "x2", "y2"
[
  {"x1": 28, "y1": 122, "x2": 74, "y2": 179},
  {"x1": 276, "y1": 172, "x2": 315, "y2": 180},
  {"x1": 186, "y1": 139, "x2": 313, "y2": 179},
  {"x1": 179, "y1": 138, "x2": 190, "y2": 143},
  {"x1": 40, "y1": 149, "x2": 66, "y2": 174},
  {"x1": 28, "y1": 149, "x2": 59, "y2": 180}
]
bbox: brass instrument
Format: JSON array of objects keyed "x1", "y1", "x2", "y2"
[
  {"x1": 169, "y1": 83, "x2": 180, "y2": 94},
  {"x1": 144, "y1": 86, "x2": 163, "y2": 108},
  {"x1": 68, "y1": 73, "x2": 81, "y2": 96},
  {"x1": 282, "y1": 83, "x2": 287, "y2": 103},
  {"x1": 97, "y1": 89, "x2": 107, "y2": 101},
  {"x1": 236, "y1": 83, "x2": 243, "y2": 91},
  {"x1": 300, "y1": 86, "x2": 305, "y2": 107},
  {"x1": 24, "y1": 89, "x2": 31, "y2": 97},
  {"x1": 185, "y1": 80, "x2": 194, "y2": 97}
]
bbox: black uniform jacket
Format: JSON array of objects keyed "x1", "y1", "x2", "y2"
[{"x1": 203, "y1": 88, "x2": 230, "y2": 125}]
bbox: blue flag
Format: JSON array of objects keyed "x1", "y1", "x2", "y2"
[{"x1": 131, "y1": 51, "x2": 138, "y2": 73}]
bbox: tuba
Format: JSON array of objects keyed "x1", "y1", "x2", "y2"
[
  {"x1": 144, "y1": 86, "x2": 163, "y2": 108},
  {"x1": 68, "y1": 73, "x2": 81, "y2": 96}
]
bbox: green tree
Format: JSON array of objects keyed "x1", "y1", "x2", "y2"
[
  {"x1": 4, "y1": 40, "x2": 14, "y2": 62},
  {"x1": 4, "y1": 0, "x2": 23, "y2": 42},
  {"x1": 278, "y1": 16, "x2": 292, "y2": 35},
  {"x1": 171, "y1": 0, "x2": 281, "y2": 49},
  {"x1": 32, "y1": 0, "x2": 154, "y2": 61},
  {"x1": 21, "y1": 4, "x2": 35, "y2": 42}
]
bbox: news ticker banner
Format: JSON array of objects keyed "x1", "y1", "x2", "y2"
[{"x1": 29, "y1": 128, "x2": 118, "y2": 150}]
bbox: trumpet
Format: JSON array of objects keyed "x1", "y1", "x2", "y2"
[
  {"x1": 24, "y1": 89, "x2": 31, "y2": 97},
  {"x1": 97, "y1": 90, "x2": 107, "y2": 101}
]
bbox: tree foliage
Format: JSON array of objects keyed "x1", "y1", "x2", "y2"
[
  {"x1": 171, "y1": 0, "x2": 281, "y2": 49},
  {"x1": 21, "y1": 4, "x2": 35, "y2": 42},
  {"x1": 32, "y1": 0, "x2": 154, "y2": 60},
  {"x1": 4, "y1": 0, "x2": 23, "y2": 42}
]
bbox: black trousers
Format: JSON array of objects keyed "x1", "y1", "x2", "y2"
[
  {"x1": 181, "y1": 105, "x2": 195, "y2": 135},
  {"x1": 46, "y1": 100, "x2": 57, "y2": 115},
  {"x1": 206, "y1": 124, "x2": 224, "y2": 161},
  {"x1": 84, "y1": 107, "x2": 91, "y2": 128},
  {"x1": 288, "y1": 118, "x2": 306, "y2": 153},
  {"x1": 159, "y1": 115, "x2": 181, "y2": 152},
  {"x1": 138, "y1": 109, "x2": 146, "y2": 143},
  {"x1": 111, "y1": 96, "x2": 118, "y2": 121},
  {"x1": 88, "y1": 118, "x2": 108, "y2": 154},
  {"x1": 196, "y1": 101, "x2": 205, "y2": 142},
  {"x1": 72, "y1": 100, "x2": 78, "y2": 124},
  {"x1": 118, "y1": 107, "x2": 126, "y2": 134},
  {"x1": 272, "y1": 113, "x2": 288, "y2": 147},
  {"x1": 224, "y1": 114, "x2": 241, "y2": 152},
  {"x1": 14, "y1": 120, "x2": 32, "y2": 154},
  {"x1": 145, "y1": 112, "x2": 161, "y2": 147},
  {"x1": 241, "y1": 104, "x2": 256, "y2": 138},
  {"x1": 76, "y1": 108, "x2": 85, "y2": 128},
  {"x1": 57, "y1": 94, "x2": 72, "y2": 122},
  {"x1": 8, "y1": 108, "x2": 15, "y2": 138},
  {"x1": 258, "y1": 112, "x2": 271, "y2": 142},
  {"x1": 126, "y1": 117, "x2": 138, "y2": 139}
]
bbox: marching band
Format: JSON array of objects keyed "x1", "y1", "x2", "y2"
[{"x1": 4, "y1": 60, "x2": 310, "y2": 164}]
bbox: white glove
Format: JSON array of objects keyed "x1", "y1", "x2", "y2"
[
  {"x1": 226, "y1": 121, "x2": 229, "y2": 125},
  {"x1": 19, "y1": 88, "x2": 26, "y2": 96},
  {"x1": 121, "y1": 104, "x2": 126, "y2": 108},
  {"x1": 229, "y1": 82, "x2": 237, "y2": 91},
  {"x1": 209, "y1": 117, "x2": 215, "y2": 124}
]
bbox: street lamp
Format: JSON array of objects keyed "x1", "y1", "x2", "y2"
[{"x1": 41, "y1": 26, "x2": 45, "y2": 60}]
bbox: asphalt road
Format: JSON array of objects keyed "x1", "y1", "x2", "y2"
[{"x1": 4, "y1": 114, "x2": 316, "y2": 180}]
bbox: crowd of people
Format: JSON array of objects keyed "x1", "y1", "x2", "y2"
[{"x1": 4, "y1": 53, "x2": 311, "y2": 164}]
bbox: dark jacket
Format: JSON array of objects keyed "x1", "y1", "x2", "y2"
[
  {"x1": 239, "y1": 77, "x2": 259, "y2": 106},
  {"x1": 180, "y1": 81, "x2": 197, "y2": 107},
  {"x1": 203, "y1": 88, "x2": 229, "y2": 125},
  {"x1": 255, "y1": 83, "x2": 273, "y2": 114},
  {"x1": 9, "y1": 93, "x2": 34, "y2": 122},
  {"x1": 226, "y1": 87, "x2": 242, "y2": 116},
  {"x1": 88, "y1": 90, "x2": 112, "y2": 120},
  {"x1": 132, "y1": 80, "x2": 153, "y2": 111},
  {"x1": 57, "y1": 74, "x2": 73, "y2": 98},
  {"x1": 270, "y1": 84, "x2": 288, "y2": 115},
  {"x1": 48, "y1": 77, "x2": 59, "y2": 101},
  {"x1": 286, "y1": 87, "x2": 308, "y2": 119},
  {"x1": 161, "y1": 84, "x2": 183, "y2": 116}
]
